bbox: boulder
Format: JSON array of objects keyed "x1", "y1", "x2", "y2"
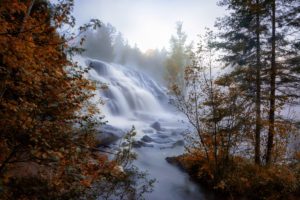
[
  {"x1": 132, "y1": 141, "x2": 154, "y2": 148},
  {"x1": 95, "y1": 125, "x2": 123, "y2": 146},
  {"x1": 172, "y1": 140, "x2": 184, "y2": 147},
  {"x1": 150, "y1": 121, "x2": 161, "y2": 131},
  {"x1": 141, "y1": 135, "x2": 153, "y2": 143},
  {"x1": 96, "y1": 132, "x2": 119, "y2": 147}
]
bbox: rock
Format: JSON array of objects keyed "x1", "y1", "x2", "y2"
[
  {"x1": 150, "y1": 121, "x2": 161, "y2": 131},
  {"x1": 132, "y1": 141, "x2": 154, "y2": 148},
  {"x1": 165, "y1": 156, "x2": 184, "y2": 170},
  {"x1": 132, "y1": 141, "x2": 143, "y2": 148},
  {"x1": 96, "y1": 132, "x2": 119, "y2": 147},
  {"x1": 171, "y1": 129, "x2": 186, "y2": 136},
  {"x1": 100, "y1": 124, "x2": 124, "y2": 136},
  {"x1": 165, "y1": 156, "x2": 180, "y2": 165},
  {"x1": 172, "y1": 140, "x2": 184, "y2": 147},
  {"x1": 95, "y1": 125, "x2": 123, "y2": 146},
  {"x1": 171, "y1": 131, "x2": 178, "y2": 136},
  {"x1": 141, "y1": 135, "x2": 153, "y2": 143}
]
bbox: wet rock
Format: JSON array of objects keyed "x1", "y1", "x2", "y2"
[
  {"x1": 96, "y1": 132, "x2": 119, "y2": 147},
  {"x1": 165, "y1": 156, "x2": 180, "y2": 165},
  {"x1": 150, "y1": 121, "x2": 161, "y2": 131},
  {"x1": 141, "y1": 135, "x2": 153, "y2": 143},
  {"x1": 96, "y1": 125, "x2": 123, "y2": 146},
  {"x1": 132, "y1": 141, "x2": 154, "y2": 148},
  {"x1": 165, "y1": 156, "x2": 184, "y2": 170},
  {"x1": 172, "y1": 140, "x2": 184, "y2": 147}
]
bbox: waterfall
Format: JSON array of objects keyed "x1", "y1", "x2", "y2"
[{"x1": 85, "y1": 58, "x2": 169, "y2": 127}]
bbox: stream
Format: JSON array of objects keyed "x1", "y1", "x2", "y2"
[{"x1": 82, "y1": 57, "x2": 214, "y2": 200}]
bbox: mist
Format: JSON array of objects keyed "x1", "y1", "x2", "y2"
[{"x1": 81, "y1": 23, "x2": 169, "y2": 85}]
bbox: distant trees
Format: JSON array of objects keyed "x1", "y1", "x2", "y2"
[
  {"x1": 81, "y1": 24, "x2": 168, "y2": 84},
  {"x1": 166, "y1": 22, "x2": 192, "y2": 89},
  {"x1": 82, "y1": 23, "x2": 116, "y2": 62}
]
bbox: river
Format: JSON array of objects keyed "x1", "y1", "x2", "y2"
[{"x1": 83, "y1": 57, "x2": 213, "y2": 200}]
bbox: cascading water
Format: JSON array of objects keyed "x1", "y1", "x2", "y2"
[
  {"x1": 79, "y1": 57, "x2": 211, "y2": 200},
  {"x1": 87, "y1": 58, "x2": 171, "y2": 129}
]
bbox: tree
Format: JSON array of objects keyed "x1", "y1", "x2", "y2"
[
  {"x1": 166, "y1": 22, "x2": 192, "y2": 90},
  {"x1": 264, "y1": 0, "x2": 300, "y2": 165},
  {"x1": 0, "y1": 1, "x2": 154, "y2": 199},
  {"x1": 171, "y1": 32, "x2": 251, "y2": 179},
  {"x1": 216, "y1": 0, "x2": 300, "y2": 166},
  {"x1": 215, "y1": 0, "x2": 269, "y2": 165},
  {"x1": 82, "y1": 23, "x2": 116, "y2": 62}
]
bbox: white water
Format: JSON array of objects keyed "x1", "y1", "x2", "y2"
[
  {"x1": 87, "y1": 58, "x2": 174, "y2": 130},
  {"x1": 81, "y1": 57, "x2": 211, "y2": 200}
]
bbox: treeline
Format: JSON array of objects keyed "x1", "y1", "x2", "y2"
[
  {"x1": 0, "y1": 1, "x2": 153, "y2": 199},
  {"x1": 81, "y1": 22, "x2": 192, "y2": 85},
  {"x1": 170, "y1": 0, "x2": 300, "y2": 199}
]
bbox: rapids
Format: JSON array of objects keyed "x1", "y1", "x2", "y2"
[{"x1": 82, "y1": 57, "x2": 213, "y2": 200}]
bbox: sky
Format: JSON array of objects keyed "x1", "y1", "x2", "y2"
[{"x1": 73, "y1": 0, "x2": 226, "y2": 52}]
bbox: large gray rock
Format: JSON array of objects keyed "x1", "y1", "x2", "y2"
[
  {"x1": 172, "y1": 140, "x2": 184, "y2": 147},
  {"x1": 141, "y1": 135, "x2": 153, "y2": 143},
  {"x1": 150, "y1": 121, "x2": 161, "y2": 131},
  {"x1": 96, "y1": 125, "x2": 123, "y2": 146}
]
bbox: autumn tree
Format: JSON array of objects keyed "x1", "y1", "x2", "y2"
[
  {"x1": 0, "y1": 1, "x2": 153, "y2": 199},
  {"x1": 171, "y1": 32, "x2": 252, "y2": 180}
]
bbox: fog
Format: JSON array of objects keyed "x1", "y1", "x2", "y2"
[{"x1": 81, "y1": 23, "x2": 169, "y2": 85}]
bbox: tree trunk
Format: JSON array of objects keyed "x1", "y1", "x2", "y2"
[
  {"x1": 266, "y1": 0, "x2": 276, "y2": 165},
  {"x1": 254, "y1": 0, "x2": 262, "y2": 165},
  {"x1": 19, "y1": 0, "x2": 36, "y2": 35}
]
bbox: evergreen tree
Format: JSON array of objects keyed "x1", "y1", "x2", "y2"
[
  {"x1": 83, "y1": 23, "x2": 115, "y2": 62},
  {"x1": 166, "y1": 22, "x2": 192, "y2": 90},
  {"x1": 215, "y1": 0, "x2": 268, "y2": 165}
]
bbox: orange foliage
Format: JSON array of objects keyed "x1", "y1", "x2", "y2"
[
  {"x1": 175, "y1": 151, "x2": 299, "y2": 200},
  {"x1": 0, "y1": 1, "x2": 114, "y2": 199}
]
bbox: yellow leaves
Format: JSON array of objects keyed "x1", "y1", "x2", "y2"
[
  {"x1": 214, "y1": 180, "x2": 225, "y2": 190},
  {"x1": 0, "y1": 1, "x2": 113, "y2": 198}
]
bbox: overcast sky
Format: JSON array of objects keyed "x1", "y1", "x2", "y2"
[{"x1": 73, "y1": 0, "x2": 226, "y2": 52}]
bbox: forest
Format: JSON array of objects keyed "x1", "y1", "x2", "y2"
[{"x1": 0, "y1": 0, "x2": 299, "y2": 200}]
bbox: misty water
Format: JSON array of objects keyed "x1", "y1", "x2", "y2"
[{"x1": 84, "y1": 58, "x2": 212, "y2": 200}]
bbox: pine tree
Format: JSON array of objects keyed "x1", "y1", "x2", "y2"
[
  {"x1": 215, "y1": 0, "x2": 268, "y2": 165},
  {"x1": 264, "y1": 0, "x2": 300, "y2": 165}
]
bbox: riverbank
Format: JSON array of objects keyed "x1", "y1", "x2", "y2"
[{"x1": 166, "y1": 153, "x2": 300, "y2": 200}]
